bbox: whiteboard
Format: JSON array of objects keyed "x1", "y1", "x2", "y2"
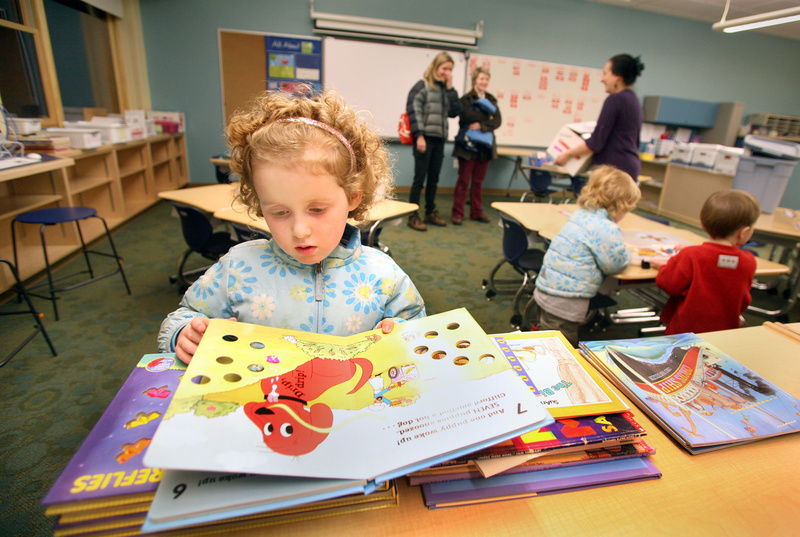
[
  {"x1": 322, "y1": 37, "x2": 467, "y2": 141},
  {"x1": 467, "y1": 54, "x2": 608, "y2": 148}
]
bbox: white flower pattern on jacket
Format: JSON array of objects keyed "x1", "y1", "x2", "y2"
[
  {"x1": 157, "y1": 225, "x2": 426, "y2": 352},
  {"x1": 535, "y1": 207, "x2": 631, "y2": 299}
]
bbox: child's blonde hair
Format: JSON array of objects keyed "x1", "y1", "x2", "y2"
[
  {"x1": 701, "y1": 189, "x2": 760, "y2": 239},
  {"x1": 226, "y1": 89, "x2": 393, "y2": 222},
  {"x1": 422, "y1": 52, "x2": 455, "y2": 88},
  {"x1": 577, "y1": 165, "x2": 641, "y2": 221}
]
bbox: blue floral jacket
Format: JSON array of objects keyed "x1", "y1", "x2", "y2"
[
  {"x1": 157, "y1": 225, "x2": 426, "y2": 352},
  {"x1": 534, "y1": 208, "x2": 631, "y2": 298}
]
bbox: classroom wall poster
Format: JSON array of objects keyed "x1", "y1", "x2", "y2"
[{"x1": 266, "y1": 35, "x2": 322, "y2": 94}]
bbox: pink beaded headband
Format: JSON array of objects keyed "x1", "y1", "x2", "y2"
[{"x1": 276, "y1": 117, "x2": 356, "y2": 170}]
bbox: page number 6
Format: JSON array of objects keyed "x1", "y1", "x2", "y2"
[{"x1": 173, "y1": 483, "x2": 187, "y2": 499}]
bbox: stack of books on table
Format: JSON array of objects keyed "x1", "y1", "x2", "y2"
[
  {"x1": 41, "y1": 354, "x2": 399, "y2": 537},
  {"x1": 579, "y1": 333, "x2": 800, "y2": 454},
  {"x1": 43, "y1": 309, "x2": 555, "y2": 534},
  {"x1": 14, "y1": 134, "x2": 72, "y2": 154},
  {"x1": 412, "y1": 332, "x2": 662, "y2": 509}
]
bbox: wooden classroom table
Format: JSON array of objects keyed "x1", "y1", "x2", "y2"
[
  {"x1": 158, "y1": 183, "x2": 418, "y2": 249},
  {"x1": 158, "y1": 183, "x2": 239, "y2": 214},
  {"x1": 496, "y1": 146, "x2": 577, "y2": 196},
  {"x1": 225, "y1": 322, "x2": 800, "y2": 537},
  {"x1": 490, "y1": 201, "x2": 790, "y2": 282},
  {"x1": 754, "y1": 207, "x2": 800, "y2": 247},
  {"x1": 497, "y1": 146, "x2": 535, "y2": 194}
]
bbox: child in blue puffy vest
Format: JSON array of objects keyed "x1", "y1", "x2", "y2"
[{"x1": 531, "y1": 165, "x2": 641, "y2": 346}]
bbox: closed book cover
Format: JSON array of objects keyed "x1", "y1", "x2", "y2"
[
  {"x1": 408, "y1": 439, "x2": 655, "y2": 485},
  {"x1": 421, "y1": 456, "x2": 661, "y2": 508},
  {"x1": 408, "y1": 412, "x2": 646, "y2": 478},
  {"x1": 144, "y1": 309, "x2": 554, "y2": 483},
  {"x1": 42, "y1": 354, "x2": 186, "y2": 513},
  {"x1": 491, "y1": 331, "x2": 628, "y2": 418},
  {"x1": 580, "y1": 333, "x2": 800, "y2": 454},
  {"x1": 52, "y1": 481, "x2": 398, "y2": 537}
]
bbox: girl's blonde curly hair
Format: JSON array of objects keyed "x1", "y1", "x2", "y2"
[
  {"x1": 226, "y1": 88, "x2": 393, "y2": 222},
  {"x1": 578, "y1": 165, "x2": 641, "y2": 221}
]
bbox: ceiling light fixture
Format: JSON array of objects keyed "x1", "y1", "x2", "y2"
[
  {"x1": 309, "y1": 0, "x2": 483, "y2": 49},
  {"x1": 712, "y1": 0, "x2": 800, "y2": 34}
]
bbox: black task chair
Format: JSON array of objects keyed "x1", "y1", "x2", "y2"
[
  {"x1": 1, "y1": 258, "x2": 57, "y2": 366},
  {"x1": 169, "y1": 203, "x2": 239, "y2": 291},
  {"x1": 231, "y1": 222, "x2": 271, "y2": 243},
  {"x1": 482, "y1": 215, "x2": 546, "y2": 329},
  {"x1": 520, "y1": 169, "x2": 558, "y2": 202}
]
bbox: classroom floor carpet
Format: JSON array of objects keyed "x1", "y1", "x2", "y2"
[{"x1": 1, "y1": 193, "x2": 797, "y2": 536}]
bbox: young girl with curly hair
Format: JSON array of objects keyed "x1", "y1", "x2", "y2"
[{"x1": 158, "y1": 89, "x2": 426, "y2": 363}]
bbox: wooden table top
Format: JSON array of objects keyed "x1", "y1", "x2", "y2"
[
  {"x1": 491, "y1": 202, "x2": 790, "y2": 280},
  {"x1": 159, "y1": 183, "x2": 418, "y2": 233},
  {"x1": 754, "y1": 207, "x2": 800, "y2": 240}
]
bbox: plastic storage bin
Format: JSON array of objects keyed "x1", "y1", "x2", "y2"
[{"x1": 732, "y1": 155, "x2": 798, "y2": 213}]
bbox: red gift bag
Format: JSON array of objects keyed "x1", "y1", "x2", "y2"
[{"x1": 398, "y1": 112, "x2": 413, "y2": 145}]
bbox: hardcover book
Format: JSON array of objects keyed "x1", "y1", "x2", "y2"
[
  {"x1": 52, "y1": 481, "x2": 398, "y2": 537},
  {"x1": 42, "y1": 354, "x2": 187, "y2": 514},
  {"x1": 621, "y1": 229, "x2": 691, "y2": 265},
  {"x1": 144, "y1": 309, "x2": 554, "y2": 483},
  {"x1": 407, "y1": 440, "x2": 655, "y2": 485},
  {"x1": 420, "y1": 456, "x2": 661, "y2": 509},
  {"x1": 491, "y1": 331, "x2": 628, "y2": 418},
  {"x1": 415, "y1": 411, "x2": 646, "y2": 477},
  {"x1": 142, "y1": 471, "x2": 368, "y2": 532},
  {"x1": 580, "y1": 333, "x2": 800, "y2": 454}
]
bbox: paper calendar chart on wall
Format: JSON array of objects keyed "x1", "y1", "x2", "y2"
[
  {"x1": 467, "y1": 54, "x2": 607, "y2": 148},
  {"x1": 322, "y1": 37, "x2": 467, "y2": 141}
]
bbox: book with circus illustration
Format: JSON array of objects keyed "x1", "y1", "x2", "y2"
[
  {"x1": 491, "y1": 331, "x2": 628, "y2": 419},
  {"x1": 144, "y1": 308, "x2": 554, "y2": 483},
  {"x1": 580, "y1": 333, "x2": 800, "y2": 454}
]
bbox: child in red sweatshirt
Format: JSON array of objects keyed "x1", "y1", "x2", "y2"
[{"x1": 652, "y1": 190, "x2": 760, "y2": 335}]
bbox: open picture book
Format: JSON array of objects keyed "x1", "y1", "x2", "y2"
[
  {"x1": 621, "y1": 229, "x2": 692, "y2": 265},
  {"x1": 144, "y1": 309, "x2": 553, "y2": 483}
]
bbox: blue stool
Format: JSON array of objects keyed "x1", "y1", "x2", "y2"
[
  {"x1": 11, "y1": 207, "x2": 131, "y2": 320},
  {"x1": 0, "y1": 258, "x2": 57, "y2": 367}
]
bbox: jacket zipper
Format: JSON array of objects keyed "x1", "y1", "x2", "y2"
[{"x1": 314, "y1": 262, "x2": 323, "y2": 332}]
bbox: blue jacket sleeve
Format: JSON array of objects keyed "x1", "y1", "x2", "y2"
[{"x1": 156, "y1": 259, "x2": 235, "y2": 352}]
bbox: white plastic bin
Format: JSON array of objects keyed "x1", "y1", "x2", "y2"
[{"x1": 732, "y1": 155, "x2": 798, "y2": 213}]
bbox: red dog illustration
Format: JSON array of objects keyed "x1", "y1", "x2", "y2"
[{"x1": 243, "y1": 357, "x2": 373, "y2": 456}]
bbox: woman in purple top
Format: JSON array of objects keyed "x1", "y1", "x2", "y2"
[{"x1": 554, "y1": 54, "x2": 645, "y2": 181}]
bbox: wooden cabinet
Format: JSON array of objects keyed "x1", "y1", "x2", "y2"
[
  {"x1": 0, "y1": 134, "x2": 188, "y2": 294},
  {"x1": 636, "y1": 158, "x2": 734, "y2": 227}
]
